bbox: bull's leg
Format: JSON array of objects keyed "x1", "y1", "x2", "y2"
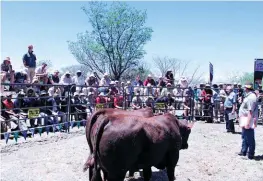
[
  {"x1": 91, "y1": 167, "x2": 103, "y2": 181},
  {"x1": 166, "y1": 150, "x2": 179, "y2": 181},
  {"x1": 142, "y1": 167, "x2": 152, "y2": 181},
  {"x1": 89, "y1": 165, "x2": 94, "y2": 181}
]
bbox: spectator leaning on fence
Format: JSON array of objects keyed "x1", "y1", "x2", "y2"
[
  {"x1": 238, "y1": 82, "x2": 258, "y2": 160},
  {"x1": 143, "y1": 74, "x2": 156, "y2": 86},
  {"x1": 72, "y1": 70, "x2": 85, "y2": 93},
  {"x1": 35, "y1": 62, "x2": 48, "y2": 84},
  {"x1": 1, "y1": 57, "x2": 15, "y2": 91},
  {"x1": 99, "y1": 72, "x2": 111, "y2": 86},
  {"x1": 59, "y1": 72, "x2": 73, "y2": 95},
  {"x1": 47, "y1": 70, "x2": 60, "y2": 84},
  {"x1": 85, "y1": 73, "x2": 98, "y2": 86},
  {"x1": 23, "y1": 45, "x2": 37, "y2": 83},
  {"x1": 133, "y1": 75, "x2": 143, "y2": 87},
  {"x1": 165, "y1": 70, "x2": 174, "y2": 85}
]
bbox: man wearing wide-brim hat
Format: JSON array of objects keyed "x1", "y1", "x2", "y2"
[{"x1": 238, "y1": 82, "x2": 258, "y2": 159}]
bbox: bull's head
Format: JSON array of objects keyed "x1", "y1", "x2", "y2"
[{"x1": 180, "y1": 121, "x2": 194, "y2": 149}]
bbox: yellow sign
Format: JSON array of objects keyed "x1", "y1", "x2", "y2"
[
  {"x1": 96, "y1": 104, "x2": 104, "y2": 109},
  {"x1": 155, "y1": 103, "x2": 165, "y2": 109},
  {"x1": 28, "y1": 108, "x2": 40, "y2": 119}
]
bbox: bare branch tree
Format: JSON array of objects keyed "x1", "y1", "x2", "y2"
[
  {"x1": 153, "y1": 56, "x2": 202, "y2": 84},
  {"x1": 153, "y1": 56, "x2": 181, "y2": 76}
]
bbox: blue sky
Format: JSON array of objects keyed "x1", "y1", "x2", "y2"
[{"x1": 1, "y1": 1, "x2": 263, "y2": 82}]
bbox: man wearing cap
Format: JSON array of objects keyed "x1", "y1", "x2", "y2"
[
  {"x1": 72, "y1": 70, "x2": 85, "y2": 93},
  {"x1": 131, "y1": 92, "x2": 143, "y2": 110},
  {"x1": 85, "y1": 73, "x2": 98, "y2": 86},
  {"x1": 2, "y1": 92, "x2": 29, "y2": 132},
  {"x1": 143, "y1": 74, "x2": 156, "y2": 86},
  {"x1": 47, "y1": 70, "x2": 60, "y2": 85},
  {"x1": 60, "y1": 72, "x2": 73, "y2": 96},
  {"x1": 223, "y1": 85, "x2": 237, "y2": 133},
  {"x1": 35, "y1": 62, "x2": 48, "y2": 84},
  {"x1": 1, "y1": 57, "x2": 15, "y2": 90},
  {"x1": 219, "y1": 83, "x2": 227, "y2": 122},
  {"x1": 99, "y1": 73, "x2": 111, "y2": 86},
  {"x1": 23, "y1": 45, "x2": 37, "y2": 83},
  {"x1": 238, "y1": 82, "x2": 258, "y2": 159}
]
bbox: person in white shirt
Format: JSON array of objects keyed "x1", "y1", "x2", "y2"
[
  {"x1": 72, "y1": 70, "x2": 85, "y2": 93},
  {"x1": 59, "y1": 72, "x2": 73, "y2": 96},
  {"x1": 99, "y1": 73, "x2": 111, "y2": 86},
  {"x1": 35, "y1": 63, "x2": 48, "y2": 84},
  {"x1": 238, "y1": 82, "x2": 258, "y2": 159}
]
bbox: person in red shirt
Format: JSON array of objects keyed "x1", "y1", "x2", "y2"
[
  {"x1": 143, "y1": 74, "x2": 156, "y2": 86},
  {"x1": 114, "y1": 93, "x2": 124, "y2": 109},
  {"x1": 3, "y1": 93, "x2": 14, "y2": 111},
  {"x1": 95, "y1": 92, "x2": 108, "y2": 109}
]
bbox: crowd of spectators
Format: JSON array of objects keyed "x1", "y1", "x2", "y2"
[{"x1": 1, "y1": 45, "x2": 262, "y2": 140}]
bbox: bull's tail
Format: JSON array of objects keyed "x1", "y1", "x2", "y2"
[
  {"x1": 87, "y1": 109, "x2": 107, "y2": 152},
  {"x1": 85, "y1": 116, "x2": 109, "y2": 181},
  {"x1": 93, "y1": 116, "x2": 109, "y2": 170},
  {"x1": 83, "y1": 115, "x2": 109, "y2": 179},
  {"x1": 83, "y1": 154, "x2": 95, "y2": 172}
]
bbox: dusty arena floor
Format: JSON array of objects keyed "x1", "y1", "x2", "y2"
[{"x1": 1, "y1": 122, "x2": 263, "y2": 181}]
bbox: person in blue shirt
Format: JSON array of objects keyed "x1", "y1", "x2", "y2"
[
  {"x1": 223, "y1": 85, "x2": 237, "y2": 133},
  {"x1": 23, "y1": 45, "x2": 37, "y2": 83},
  {"x1": 212, "y1": 84, "x2": 220, "y2": 122}
]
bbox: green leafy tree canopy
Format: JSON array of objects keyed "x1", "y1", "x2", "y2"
[{"x1": 68, "y1": 1, "x2": 153, "y2": 80}]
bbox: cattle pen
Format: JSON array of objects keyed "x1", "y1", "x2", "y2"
[{"x1": 1, "y1": 121, "x2": 263, "y2": 181}]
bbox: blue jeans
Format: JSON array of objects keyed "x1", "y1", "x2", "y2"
[
  {"x1": 241, "y1": 128, "x2": 255, "y2": 157},
  {"x1": 224, "y1": 109, "x2": 235, "y2": 132}
]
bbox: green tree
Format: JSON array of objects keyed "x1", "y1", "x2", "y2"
[
  {"x1": 68, "y1": 1, "x2": 153, "y2": 80},
  {"x1": 227, "y1": 72, "x2": 253, "y2": 85},
  {"x1": 239, "y1": 72, "x2": 253, "y2": 84}
]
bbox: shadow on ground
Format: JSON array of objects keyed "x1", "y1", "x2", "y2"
[{"x1": 254, "y1": 155, "x2": 263, "y2": 161}]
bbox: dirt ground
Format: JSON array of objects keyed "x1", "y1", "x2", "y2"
[{"x1": 1, "y1": 121, "x2": 263, "y2": 181}]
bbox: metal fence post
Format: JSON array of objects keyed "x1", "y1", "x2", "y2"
[
  {"x1": 123, "y1": 85, "x2": 126, "y2": 110},
  {"x1": 66, "y1": 85, "x2": 72, "y2": 133},
  {"x1": 191, "y1": 92, "x2": 194, "y2": 121}
]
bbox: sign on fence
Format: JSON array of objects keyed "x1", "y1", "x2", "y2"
[
  {"x1": 96, "y1": 104, "x2": 104, "y2": 109},
  {"x1": 155, "y1": 103, "x2": 165, "y2": 109},
  {"x1": 28, "y1": 108, "x2": 40, "y2": 119}
]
